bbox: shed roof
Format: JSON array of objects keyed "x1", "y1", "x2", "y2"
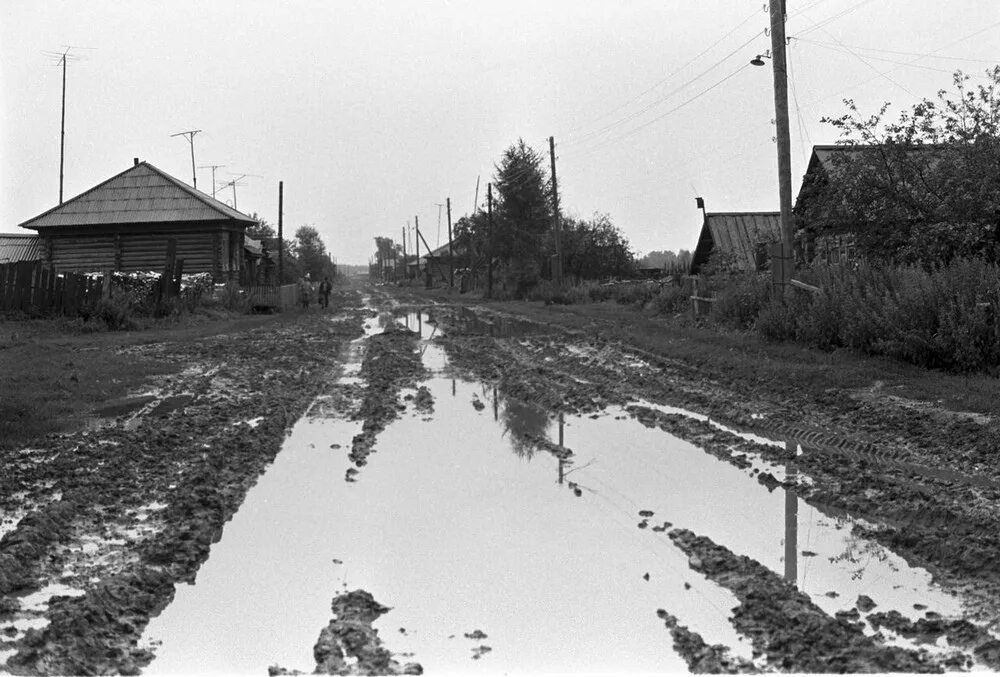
[
  {"x1": 690, "y1": 212, "x2": 781, "y2": 274},
  {"x1": 0, "y1": 233, "x2": 44, "y2": 263},
  {"x1": 19, "y1": 161, "x2": 255, "y2": 230}
]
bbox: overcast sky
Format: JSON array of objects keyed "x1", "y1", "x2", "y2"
[{"x1": 2, "y1": 1, "x2": 998, "y2": 264}]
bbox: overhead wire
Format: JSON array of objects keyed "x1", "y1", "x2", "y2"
[
  {"x1": 565, "y1": 62, "x2": 754, "y2": 158},
  {"x1": 798, "y1": 39, "x2": 972, "y2": 75},
  {"x1": 563, "y1": 31, "x2": 764, "y2": 149},
  {"x1": 793, "y1": 0, "x2": 875, "y2": 38},
  {"x1": 562, "y1": 7, "x2": 761, "y2": 143},
  {"x1": 794, "y1": 39, "x2": 1000, "y2": 64},
  {"x1": 787, "y1": 40, "x2": 812, "y2": 165}
]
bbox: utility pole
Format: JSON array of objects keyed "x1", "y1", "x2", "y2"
[
  {"x1": 415, "y1": 216, "x2": 433, "y2": 288},
  {"x1": 170, "y1": 129, "x2": 202, "y2": 190},
  {"x1": 415, "y1": 216, "x2": 421, "y2": 283},
  {"x1": 59, "y1": 51, "x2": 67, "y2": 204},
  {"x1": 472, "y1": 176, "x2": 480, "y2": 215},
  {"x1": 401, "y1": 226, "x2": 407, "y2": 280},
  {"x1": 199, "y1": 164, "x2": 225, "y2": 198},
  {"x1": 278, "y1": 181, "x2": 284, "y2": 284},
  {"x1": 446, "y1": 197, "x2": 454, "y2": 288},
  {"x1": 549, "y1": 136, "x2": 563, "y2": 286},
  {"x1": 487, "y1": 183, "x2": 494, "y2": 299},
  {"x1": 768, "y1": 0, "x2": 794, "y2": 293}
]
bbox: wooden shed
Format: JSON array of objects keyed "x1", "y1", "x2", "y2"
[
  {"x1": 18, "y1": 159, "x2": 256, "y2": 280},
  {"x1": 690, "y1": 211, "x2": 781, "y2": 274}
]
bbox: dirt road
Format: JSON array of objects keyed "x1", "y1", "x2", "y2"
[{"x1": 2, "y1": 284, "x2": 999, "y2": 674}]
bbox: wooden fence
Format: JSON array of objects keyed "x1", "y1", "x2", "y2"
[
  {"x1": 245, "y1": 284, "x2": 298, "y2": 310},
  {"x1": 0, "y1": 262, "x2": 105, "y2": 316}
]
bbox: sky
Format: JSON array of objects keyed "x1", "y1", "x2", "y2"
[{"x1": 2, "y1": 1, "x2": 998, "y2": 264}]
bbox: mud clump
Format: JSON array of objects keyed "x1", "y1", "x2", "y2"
[
  {"x1": 271, "y1": 590, "x2": 422, "y2": 675},
  {"x1": 669, "y1": 528, "x2": 953, "y2": 673},
  {"x1": 656, "y1": 609, "x2": 756, "y2": 673},
  {"x1": 867, "y1": 610, "x2": 998, "y2": 668},
  {"x1": 411, "y1": 386, "x2": 434, "y2": 414}
]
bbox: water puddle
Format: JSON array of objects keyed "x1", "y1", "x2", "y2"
[
  {"x1": 137, "y1": 304, "x2": 987, "y2": 674},
  {"x1": 452, "y1": 307, "x2": 556, "y2": 338}
]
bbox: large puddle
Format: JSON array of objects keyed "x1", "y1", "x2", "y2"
[{"x1": 139, "y1": 306, "x2": 985, "y2": 674}]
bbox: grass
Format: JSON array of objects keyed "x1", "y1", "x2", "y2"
[{"x1": 0, "y1": 310, "x2": 288, "y2": 451}]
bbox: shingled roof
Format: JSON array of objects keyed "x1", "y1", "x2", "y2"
[
  {"x1": 0, "y1": 233, "x2": 44, "y2": 263},
  {"x1": 19, "y1": 160, "x2": 255, "y2": 230}
]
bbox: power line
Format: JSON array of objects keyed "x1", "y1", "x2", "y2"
[
  {"x1": 787, "y1": 42, "x2": 812, "y2": 165},
  {"x1": 795, "y1": 38, "x2": 999, "y2": 64},
  {"x1": 564, "y1": 31, "x2": 764, "y2": 149},
  {"x1": 563, "y1": 7, "x2": 761, "y2": 142},
  {"x1": 798, "y1": 39, "x2": 970, "y2": 75},
  {"x1": 794, "y1": 0, "x2": 875, "y2": 38},
  {"x1": 567, "y1": 62, "x2": 754, "y2": 157}
]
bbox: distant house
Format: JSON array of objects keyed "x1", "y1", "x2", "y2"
[
  {"x1": 18, "y1": 159, "x2": 258, "y2": 280},
  {"x1": 690, "y1": 211, "x2": 781, "y2": 275},
  {"x1": 0, "y1": 233, "x2": 44, "y2": 264}
]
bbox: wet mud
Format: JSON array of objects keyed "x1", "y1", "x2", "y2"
[
  {"x1": 0, "y1": 297, "x2": 366, "y2": 675},
  {"x1": 667, "y1": 529, "x2": 958, "y2": 673},
  {"x1": 347, "y1": 324, "x2": 425, "y2": 471},
  {"x1": 269, "y1": 590, "x2": 422, "y2": 676}
]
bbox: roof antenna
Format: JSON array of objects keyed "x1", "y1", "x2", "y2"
[
  {"x1": 44, "y1": 46, "x2": 94, "y2": 204},
  {"x1": 170, "y1": 129, "x2": 202, "y2": 190}
]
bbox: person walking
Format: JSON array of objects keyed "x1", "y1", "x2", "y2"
[
  {"x1": 298, "y1": 275, "x2": 312, "y2": 310},
  {"x1": 318, "y1": 276, "x2": 332, "y2": 309}
]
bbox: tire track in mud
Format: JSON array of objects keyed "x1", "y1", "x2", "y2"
[{"x1": 0, "y1": 306, "x2": 366, "y2": 675}]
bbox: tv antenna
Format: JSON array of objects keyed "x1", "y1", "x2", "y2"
[
  {"x1": 435, "y1": 203, "x2": 445, "y2": 247},
  {"x1": 198, "y1": 164, "x2": 225, "y2": 198},
  {"x1": 220, "y1": 172, "x2": 262, "y2": 210},
  {"x1": 43, "y1": 45, "x2": 94, "y2": 204},
  {"x1": 170, "y1": 129, "x2": 202, "y2": 190}
]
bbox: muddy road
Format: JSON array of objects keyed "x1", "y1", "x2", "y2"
[{"x1": 2, "y1": 285, "x2": 1000, "y2": 674}]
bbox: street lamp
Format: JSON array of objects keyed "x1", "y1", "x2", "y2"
[{"x1": 750, "y1": 51, "x2": 771, "y2": 67}]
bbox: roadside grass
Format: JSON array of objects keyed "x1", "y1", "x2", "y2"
[{"x1": 0, "y1": 309, "x2": 292, "y2": 451}]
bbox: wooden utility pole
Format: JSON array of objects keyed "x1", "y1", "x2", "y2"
[
  {"x1": 277, "y1": 181, "x2": 284, "y2": 284},
  {"x1": 59, "y1": 53, "x2": 67, "y2": 204},
  {"x1": 446, "y1": 197, "x2": 454, "y2": 288},
  {"x1": 768, "y1": 0, "x2": 794, "y2": 293},
  {"x1": 549, "y1": 136, "x2": 562, "y2": 286},
  {"x1": 487, "y1": 183, "x2": 494, "y2": 299},
  {"x1": 401, "y1": 226, "x2": 407, "y2": 280}
]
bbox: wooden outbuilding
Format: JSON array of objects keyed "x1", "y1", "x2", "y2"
[
  {"x1": 690, "y1": 211, "x2": 781, "y2": 274},
  {"x1": 0, "y1": 233, "x2": 44, "y2": 264},
  {"x1": 18, "y1": 159, "x2": 256, "y2": 280}
]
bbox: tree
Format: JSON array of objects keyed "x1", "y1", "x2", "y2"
[
  {"x1": 802, "y1": 67, "x2": 1000, "y2": 264},
  {"x1": 562, "y1": 213, "x2": 636, "y2": 280},
  {"x1": 246, "y1": 212, "x2": 275, "y2": 241},
  {"x1": 294, "y1": 225, "x2": 334, "y2": 280},
  {"x1": 493, "y1": 139, "x2": 552, "y2": 291}
]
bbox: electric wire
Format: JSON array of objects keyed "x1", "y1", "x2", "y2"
[
  {"x1": 787, "y1": 39, "x2": 813, "y2": 164},
  {"x1": 798, "y1": 39, "x2": 973, "y2": 75},
  {"x1": 563, "y1": 7, "x2": 761, "y2": 143},
  {"x1": 794, "y1": 0, "x2": 875, "y2": 38},
  {"x1": 817, "y1": 27, "x2": 917, "y2": 98},
  {"x1": 563, "y1": 32, "x2": 763, "y2": 149},
  {"x1": 565, "y1": 62, "x2": 754, "y2": 158},
  {"x1": 795, "y1": 38, "x2": 1000, "y2": 64}
]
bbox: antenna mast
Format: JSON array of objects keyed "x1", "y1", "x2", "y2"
[{"x1": 170, "y1": 129, "x2": 202, "y2": 189}]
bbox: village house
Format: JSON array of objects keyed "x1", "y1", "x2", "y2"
[{"x1": 18, "y1": 159, "x2": 262, "y2": 281}]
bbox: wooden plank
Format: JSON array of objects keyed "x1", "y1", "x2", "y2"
[{"x1": 790, "y1": 278, "x2": 820, "y2": 294}]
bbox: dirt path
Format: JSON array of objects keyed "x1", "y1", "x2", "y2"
[{"x1": 2, "y1": 284, "x2": 999, "y2": 674}]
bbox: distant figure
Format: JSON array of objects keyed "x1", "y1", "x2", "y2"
[
  {"x1": 318, "y1": 276, "x2": 332, "y2": 308},
  {"x1": 298, "y1": 275, "x2": 312, "y2": 310}
]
